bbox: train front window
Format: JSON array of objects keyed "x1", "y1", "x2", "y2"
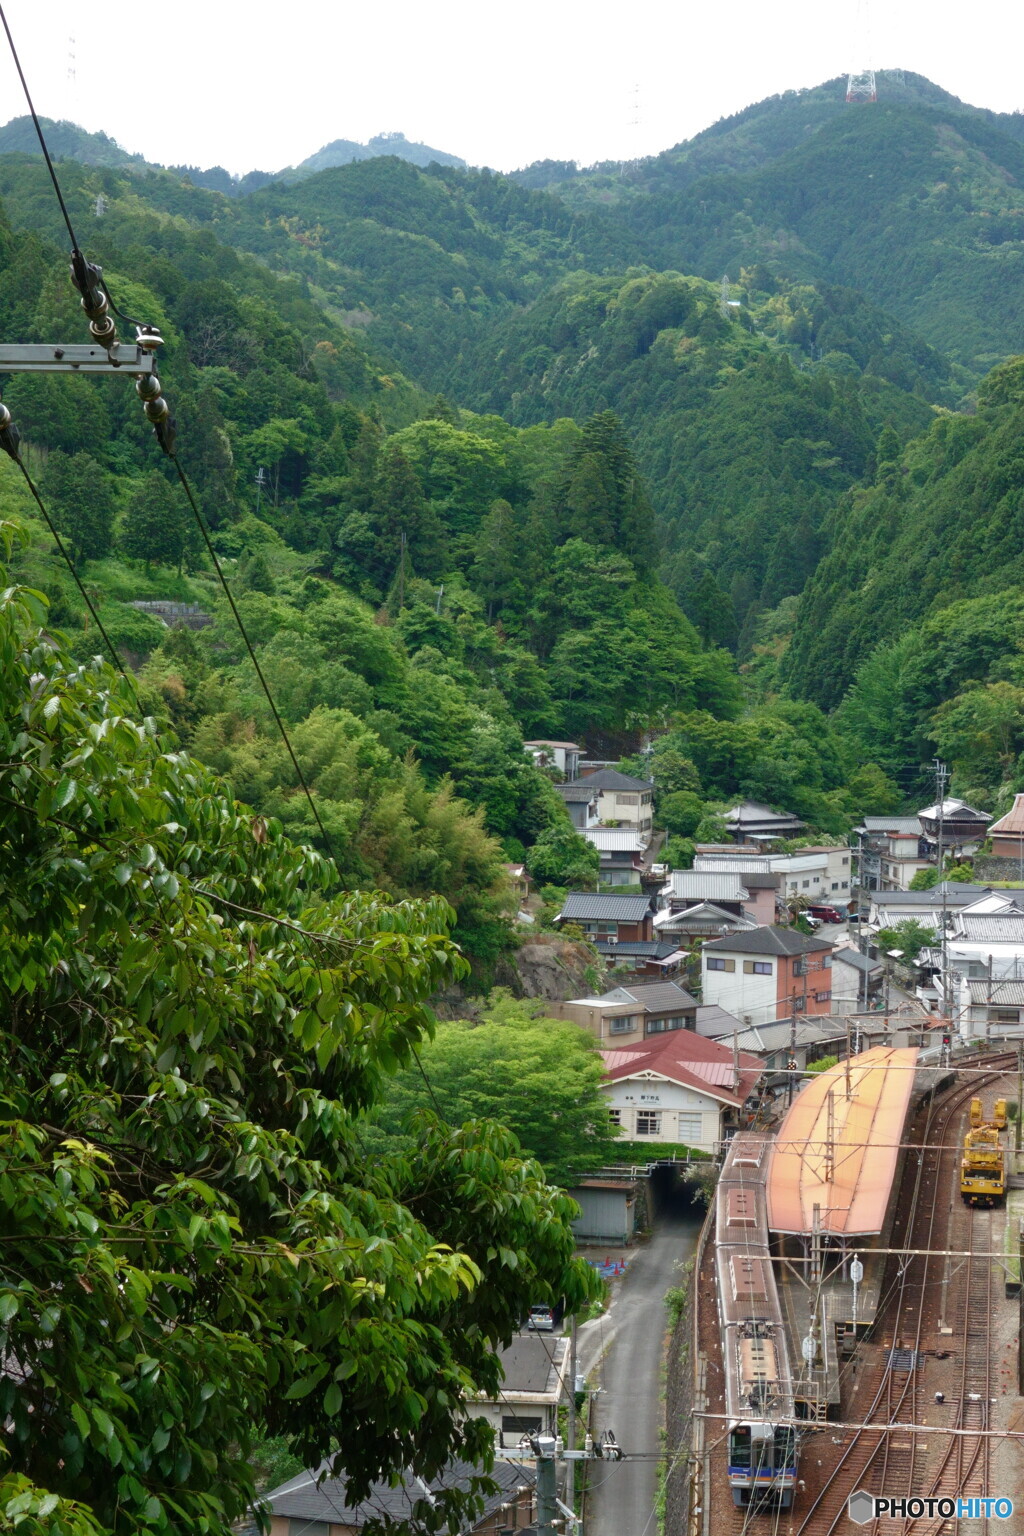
[
  {"x1": 729, "y1": 1428, "x2": 751, "y2": 1468},
  {"x1": 751, "y1": 1434, "x2": 774, "y2": 1475},
  {"x1": 774, "y1": 1427, "x2": 795, "y2": 1469}
]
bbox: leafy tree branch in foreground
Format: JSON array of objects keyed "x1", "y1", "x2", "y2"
[{"x1": 0, "y1": 522, "x2": 597, "y2": 1536}]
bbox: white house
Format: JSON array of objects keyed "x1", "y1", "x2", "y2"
[
  {"x1": 473, "y1": 1335, "x2": 570, "y2": 1447},
  {"x1": 600, "y1": 1030, "x2": 761, "y2": 1153},
  {"x1": 701, "y1": 927, "x2": 835, "y2": 1027},
  {"x1": 524, "y1": 739, "x2": 582, "y2": 780},
  {"x1": 577, "y1": 768, "x2": 654, "y2": 842}
]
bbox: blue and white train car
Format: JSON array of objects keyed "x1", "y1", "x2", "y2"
[{"x1": 715, "y1": 1134, "x2": 798, "y2": 1509}]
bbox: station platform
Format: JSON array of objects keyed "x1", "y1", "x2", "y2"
[{"x1": 763, "y1": 1048, "x2": 920, "y2": 1418}]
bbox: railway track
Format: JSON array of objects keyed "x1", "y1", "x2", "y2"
[{"x1": 782, "y1": 1054, "x2": 1016, "y2": 1536}]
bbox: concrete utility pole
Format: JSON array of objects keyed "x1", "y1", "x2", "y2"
[
  {"x1": 565, "y1": 1317, "x2": 577, "y2": 1512},
  {"x1": 535, "y1": 1439, "x2": 559, "y2": 1536}
]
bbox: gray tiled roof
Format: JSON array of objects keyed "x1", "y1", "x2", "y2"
[
  {"x1": 554, "y1": 782, "x2": 598, "y2": 801},
  {"x1": 959, "y1": 915, "x2": 1024, "y2": 943},
  {"x1": 578, "y1": 768, "x2": 653, "y2": 792},
  {"x1": 497, "y1": 1333, "x2": 568, "y2": 1393},
  {"x1": 616, "y1": 980, "x2": 698, "y2": 1011},
  {"x1": 262, "y1": 1458, "x2": 534, "y2": 1528},
  {"x1": 832, "y1": 947, "x2": 881, "y2": 974},
  {"x1": 593, "y1": 940, "x2": 682, "y2": 957},
  {"x1": 967, "y1": 979, "x2": 1024, "y2": 1006},
  {"x1": 702, "y1": 925, "x2": 832, "y2": 956},
  {"x1": 861, "y1": 816, "x2": 923, "y2": 834},
  {"x1": 559, "y1": 893, "x2": 652, "y2": 922}
]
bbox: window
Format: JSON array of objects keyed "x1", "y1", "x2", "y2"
[
  {"x1": 743, "y1": 960, "x2": 772, "y2": 975},
  {"x1": 831, "y1": 882, "x2": 839, "y2": 891},
  {"x1": 707, "y1": 957, "x2": 735, "y2": 972},
  {"x1": 677, "y1": 1112, "x2": 702, "y2": 1142},
  {"x1": 815, "y1": 990, "x2": 832, "y2": 1003},
  {"x1": 609, "y1": 1014, "x2": 638, "y2": 1034},
  {"x1": 636, "y1": 1111, "x2": 661, "y2": 1136},
  {"x1": 502, "y1": 1415, "x2": 542, "y2": 1437},
  {"x1": 802, "y1": 879, "x2": 810, "y2": 888},
  {"x1": 842, "y1": 856, "x2": 849, "y2": 866},
  {"x1": 290, "y1": 1524, "x2": 330, "y2": 1536},
  {"x1": 792, "y1": 995, "x2": 805, "y2": 1012},
  {"x1": 616, "y1": 793, "x2": 638, "y2": 806},
  {"x1": 608, "y1": 1108, "x2": 622, "y2": 1126},
  {"x1": 647, "y1": 1015, "x2": 685, "y2": 1034},
  {"x1": 822, "y1": 955, "x2": 831, "y2": 968}
]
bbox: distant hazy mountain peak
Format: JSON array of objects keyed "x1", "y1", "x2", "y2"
[{"x1": 294, "y1": 132, "x2": 466, "y2": 176}]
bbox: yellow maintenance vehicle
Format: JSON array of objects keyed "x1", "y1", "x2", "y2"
[{"x1": 960, "y1": 1097, "x2": 1006, "y2": 1207}]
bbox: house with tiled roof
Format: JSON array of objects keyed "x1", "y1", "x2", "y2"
[
  {"x1": 552, "y1": 779, "x2": 599, "y2": 830},
  {"x1": 701, "y1": 926, "x2": 835, "y2": 1027},
  {"x1": 576, "y1": 767, "x2": 654, "y2": 841},
  {"x1": 258, "y1": 1457, "x2": 536, "y2": 1535},
  {"x1": 600, "y1": 1029, "x2": 762, "y2": 1153},
  {"x1": 550, "y1": 979, "x2": 698, "y2": 1044},
  {"x1": 555, "y1": 891, "x2": 654, "y2": 942}
]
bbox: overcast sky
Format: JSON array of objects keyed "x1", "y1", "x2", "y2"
[{"x1": 1, "y1": 0, "x2": 1021, "y2": 177}]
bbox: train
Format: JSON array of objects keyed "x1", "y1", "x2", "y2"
[
  {"x1": 960, "y1": 1096, "x2": 1007, "y2": 1207},
  {"x1": 715, "y1": 1134, "x2": 798, "y2": 1509}
]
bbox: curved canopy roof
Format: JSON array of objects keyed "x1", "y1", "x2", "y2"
[{"x1": 766, "y1": 1046, "x2": 919, "y2": 1236}]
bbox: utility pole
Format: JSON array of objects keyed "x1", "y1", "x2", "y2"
[
  {"x1": 1017, "y1": 1040, "x2": 1023, "y2": 1155},
  {"x1": 565, "y1": 1317, "x2": 578, "y2": 1513},
  {"x1": 535, "y1": 1439, "x2": 559, "y2": 1536},
  {"x1": 934, "y1": 759, "x2": 951, "y2": 1030}
]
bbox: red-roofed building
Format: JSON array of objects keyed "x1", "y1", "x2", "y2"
[{"x1": 601, "y1": 1030, "x2": 762, "y2": 1153}]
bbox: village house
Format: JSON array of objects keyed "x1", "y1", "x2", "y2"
[
  {"x1": 573, "y1": 767, "x2": 654, "y2": 842},
  {"x1": 551, "y1": 979, "x2": 698, "y2": 1043},
  {"x1": 917, "y1": 904, "x2": 1024, "y2": 1035},
  {"x1": 701, "y1": 927, "x2": 835, "y2": 1027},
  {"x1": 523, "y1": 739, "x2": 582, "y2": 781},
  {"x1": 600, "y1": 1029, "x2": 762, "y2": 1153},
  {"x1": 830, "y1": 945, "x2": 883, "y2": 1012},
  {"x1": 854, "y1": 815, "x2": 929, "y2": 891},
  {"x1": 553, "y1": 780, "x2": 599, "y2": 830},
  {"x1": 658, "y1": 869, "x2": 776, "y2": 925},
  {"x1": 259, "y1": 1459, "x2": 536, "y2": 1536},
  {"x1": 917, "y1": 797, "x2": 992, "y2": 858},
  {"x1": 583, "y1": 826, "x2": 646, "y2": 886},
  {"x1": 591, "y1": 938, "x2": 687, "y2": 978},
  {"x1": 473, "y1": 1334, "x2": 571, "y2": 1448},
  {"x1": 987, "y1": 794, "x2": 1024, "y2": 860},
  {"x1": 652, "y1": 902, "x2": 758, "y2": 945},
  {"x1": 555, "y1": 892, "x2": 654, "y2": 943},
  {"x1": 723, "y1": 800, "x2": 806, "y2": 844},
  {"x1": 865, "y1": 882, "x2": 997, "y2": 933}
]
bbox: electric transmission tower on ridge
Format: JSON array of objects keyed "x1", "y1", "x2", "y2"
[{"x1": 846, "y1": 0, "x2": 877, "y2": 102}]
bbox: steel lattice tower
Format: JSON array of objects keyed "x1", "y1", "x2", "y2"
[{"x1": 846, "y1": 69, "x2": 877, "y2": 102}]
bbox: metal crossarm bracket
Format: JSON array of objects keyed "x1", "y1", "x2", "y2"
[{"x1": 0, "y1": 342, "x2": 156, "y2": 375}]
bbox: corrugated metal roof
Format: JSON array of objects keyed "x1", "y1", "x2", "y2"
[
  {"x1": 665, "y1": 872, "x2": 749, "y2": 899},
  {"x1": 688, "y1": 1060, "x2": 740, "y2": 1087},
  {"x1": 654, "y1": 903, "x2": 756, "y2": 932},
  {"x1": 767, "y1": 1047, "x2": 919, "y2": 1236},
  {"x1": 618, "y1": 980, "x2": 698, "y2": 1011},
  {"x1": 918, "y1": 798, "x2": 991, "y2": 823},
  {"x1": 861, "y1": 816, "x2": 923, "y2": 834},
  {"x1": 693, "y1": 855, "x2": 773, "y2": 873},
  {"x1": 560, "y1": 893, "x2": 652, "y2": 921},
  {"x1": 584, "y1": 828, "x2": 646, "y2": 851}
]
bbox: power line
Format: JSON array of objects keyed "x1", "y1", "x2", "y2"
[
  {"x1": 0, "y1": 424, "x2": 137, "y2": 700},
  {"x1": 168, "y1": 453, "x2": 340, "y2": 872},
  {"x1": 0, "y1": 3, "x2": 79, "y2": 251}
]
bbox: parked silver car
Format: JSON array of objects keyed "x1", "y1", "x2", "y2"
[{"x1": 526, "y1": 1305, "x2": 555, "y2": 1332}]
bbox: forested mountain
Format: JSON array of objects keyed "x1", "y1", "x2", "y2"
[{"x1": 516, "y1": 77, "x2": 1024, "y2": 372}]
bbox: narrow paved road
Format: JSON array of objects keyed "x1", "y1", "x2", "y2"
[{"x1": 581, "y1": 1205, "x2": 702, "y2": 1536}]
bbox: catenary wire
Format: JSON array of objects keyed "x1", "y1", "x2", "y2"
[
  {"x1": 5, "y1": 454, "x2": 138, "y2": 699},
  {"x1": 0, "y1": 3, "x2": 79, "y2": 250},
  {"x1": 168, "y1": 451, "x2": 340, "y2": 872}
]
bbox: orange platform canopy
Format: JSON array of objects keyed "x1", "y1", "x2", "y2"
[{"x1": 766, "y1": 1046, "x2": 919, "y2": 1236}]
